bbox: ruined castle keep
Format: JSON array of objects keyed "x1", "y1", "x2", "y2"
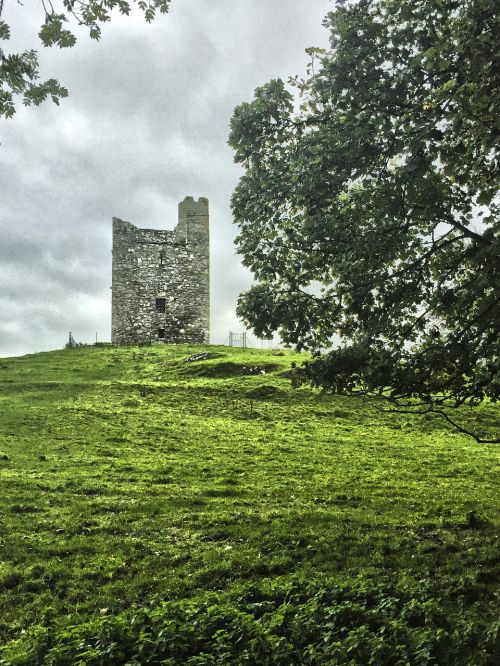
[{"x1": 111, "y1": 197, "x2": 209, "y2": 345}]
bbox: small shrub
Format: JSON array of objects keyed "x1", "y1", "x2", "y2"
[
  {"x1": 246, "y1": 385, "x2": 280, "y2": 400},
  {"x1": 464, "y1": 509, "x2": 491, "y2": 529}
]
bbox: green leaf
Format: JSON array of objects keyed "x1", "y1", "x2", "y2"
[{"x1": 0, "y1": 21, "x2": 11, "y2": 41}]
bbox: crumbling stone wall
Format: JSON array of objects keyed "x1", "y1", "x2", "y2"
[{"x1": 111, "y1": 197, "x2": 209, "y2": 345}]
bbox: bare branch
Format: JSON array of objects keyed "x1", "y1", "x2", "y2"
[{"x1": 382, "y1": 406, "x2": 499, "y2": 444}]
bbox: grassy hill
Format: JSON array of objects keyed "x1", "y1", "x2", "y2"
[{"x1": 0, "y1": 344, "x2": 498, "y2": 665}]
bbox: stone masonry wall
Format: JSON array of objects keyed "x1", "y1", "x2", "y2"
[{"x1": 111, "y1": 197, "x2": 209, "y2": 344}]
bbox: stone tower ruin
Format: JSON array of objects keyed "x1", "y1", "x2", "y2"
[{"x1": 111, "y1": 196, "x2": 209, "y2": 345}]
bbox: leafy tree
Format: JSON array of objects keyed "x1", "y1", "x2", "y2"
[
  {"x1": 229, "y1": 0, "x2": 500, "y2": 442},
  {"x1": 0, "y1": 0, "x2": 171, "y2": 118}
]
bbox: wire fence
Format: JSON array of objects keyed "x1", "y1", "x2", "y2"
[
  {"x1": 66, "y1": 331, "x2": 281, "y2": 350},
  {"x1": 225, "y1": 331, "x2": 280, "y2": 350}
]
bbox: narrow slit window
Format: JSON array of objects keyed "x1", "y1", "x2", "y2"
[
  {"x1": 159, "y1": 251, "x2": 165, "y2": 266},
  {"x1": 155, "y1": 298, "x2": 166, "y2": 313},
  {"x1": 158, "y1": 328, "x2": 165, "y2": 339}
]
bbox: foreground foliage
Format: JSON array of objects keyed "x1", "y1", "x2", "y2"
[
  {"x1": 0, "y1": 345, "x2": 498, "y2": 664},
  {"x1": 229, "y1": 0, "x2": 500, "y2": 434},
  {"x1": 0, "y1": 0, "x2": 171, "y2": 118}
]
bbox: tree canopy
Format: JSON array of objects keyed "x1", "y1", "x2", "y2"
[
  {"x1": 229, "y1": 0, "x2": 500, "y2": 441},
  {"x1": 0, "y1": 0, "x2": 170, "y2": 118}
]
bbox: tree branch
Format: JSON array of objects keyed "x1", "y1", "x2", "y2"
[{"x1": 382, "y1": 406, "x2": 499, "y2": 444}]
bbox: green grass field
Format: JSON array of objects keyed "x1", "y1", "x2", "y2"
[{"x1": 0, "y1": 344, "x2": 498, "y2": 665}]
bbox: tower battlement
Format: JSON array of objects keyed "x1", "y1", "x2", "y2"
[
  {"x1": 111, "y1": 198, "x2": 210, "y2": 345},
  {"x1": 179, "y1": 195, "x2": 209, "y2": 211}
]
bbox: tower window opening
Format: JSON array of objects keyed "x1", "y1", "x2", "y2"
[
  {"x1": 159, "y1": 251, "x2": 165, "y2": 265},
  {"x1": 158, "y1": 328, "x2": 165, "y2": 339},
  {"x1": 155, "y1": 298, "x2": 166, "y2": 312}
]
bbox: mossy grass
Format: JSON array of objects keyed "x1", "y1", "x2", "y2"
[{"x1": 0, "y1": 345, "x2": 498, "y2": 664}]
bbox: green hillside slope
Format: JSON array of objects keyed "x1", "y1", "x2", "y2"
[{"x1": 0, "y1": 345, "x2": 498, "y2": 665}]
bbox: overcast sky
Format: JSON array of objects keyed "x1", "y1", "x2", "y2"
[{"x1": 0, "y1": 0, "x2": 331, "y2": 357}]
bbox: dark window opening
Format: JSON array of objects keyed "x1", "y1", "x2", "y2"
[
  {"x1": 159, "y1": 251, "x2": 165, "y2": 265},
  {"x1": 158, "y1": 328, "x2": 165, "y2": 339},
  {"x1": 156, "y1": 298, "x2": 166, "y2": 312}
]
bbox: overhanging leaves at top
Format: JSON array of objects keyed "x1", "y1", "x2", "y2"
[{"x1": 0, "y1": 0, "x2": 171, "y2": 118}]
